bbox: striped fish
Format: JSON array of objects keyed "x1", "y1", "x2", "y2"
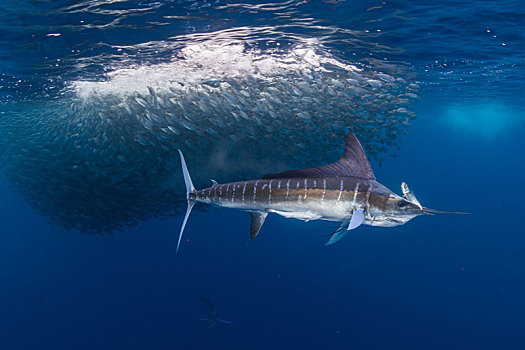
[{"x1": 176, "y1": 133, "x2": 467, "y2": 252}]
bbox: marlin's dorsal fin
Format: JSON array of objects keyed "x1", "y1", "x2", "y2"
[
  {"x1": 211, "y1": 179, "x2": 219, "y2": 187},
  {"x1": 249, "y1": 211, "x2": 267, "y2": 240},
  {"x1": 263, "y1": 133, "x2": 375, "y2": 180}
]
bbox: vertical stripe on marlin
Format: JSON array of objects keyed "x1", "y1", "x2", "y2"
[
  {"x1": 231, "y1": 183, "x2": 236, "y2": 202},
  {"x1": 351, "y1": 182, "x2": 359, "y2": 208},
  {"x1": 322, "y1": 178, "x2": 326, "y2": 201},
  {"x1": 337, "y1": 179, "x2": 344, "y2": 201},
  {"x1": 304, "y1": 178, "x2": 308, "y2": 200},
  {"x1": 269, "y1": 180, "x2": 272, "y2": 204},
  {"x1": 253, "y1": 180, "x2": 259, "y2": 202},
  {"x1": 242, "y1": 182, "x2": 247, "y2": 203}
]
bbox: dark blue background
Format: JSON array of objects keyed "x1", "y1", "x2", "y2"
[
  {"x1": 1, "y1": 1, "x2": 524, "y2": 349},
  {"x1": 1, "y1": 96, "x2": 524, "y2": 349}
]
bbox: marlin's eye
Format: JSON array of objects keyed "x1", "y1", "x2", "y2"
[{"x1": 398, "y1": 201, "x2": 407, "y2": 208}]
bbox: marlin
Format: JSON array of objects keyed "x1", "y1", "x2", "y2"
[{"x1": 176, "y1": 133, "x2": 466, "y2": 252}]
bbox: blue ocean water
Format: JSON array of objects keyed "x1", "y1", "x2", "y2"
[{"x1": 0, "y1": 1, "x2": 524, "y2": 349}]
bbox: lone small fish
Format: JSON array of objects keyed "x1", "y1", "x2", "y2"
[
  {"x1": 198, "y1": 296, "x2": 232, "y2": 328},
  {"x1": 176, "y1": 133, "x2": 467, "y2": 252}
]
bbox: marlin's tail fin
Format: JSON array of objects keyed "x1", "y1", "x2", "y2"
[{"x1": 177, "y1": 150, "x2": 196, "y2": 253}]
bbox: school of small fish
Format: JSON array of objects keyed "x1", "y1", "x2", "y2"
[{"x1": 0, "y1": 41, "x2": 419, "y2": 233}]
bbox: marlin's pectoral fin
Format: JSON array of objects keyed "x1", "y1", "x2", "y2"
[
  {"x1": 348, "y1": 209, "x2": 365, "y2": 230},
  {"x1": 249, "y1": 211, "x2": 268, "y2": 240}
]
